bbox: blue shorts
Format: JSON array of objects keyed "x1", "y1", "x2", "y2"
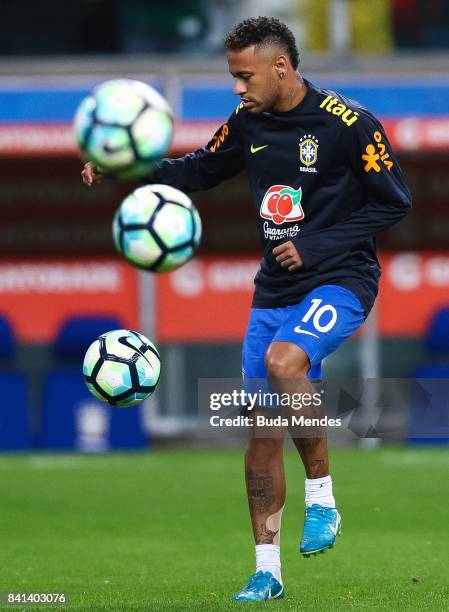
[{"x1": 242, "y1": 284, "x2": 365, "y2": 385}]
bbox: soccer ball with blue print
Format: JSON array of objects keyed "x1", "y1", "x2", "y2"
[
  {"x1": 73, "y1": 79, "x2": 173, "y2": 179},
  {"x1": 83, "y1": 329, "x2": 161, "y2": 407},
  {"x1": 112, "y1": 184, "x2": 202, "y2": 272}
]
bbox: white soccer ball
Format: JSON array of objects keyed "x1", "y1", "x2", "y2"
[
  {"x1": 112, "y1": 184, "x2": 202, "y2": 272},
  {"x1": 83, "y1": 329, "x2": 161, "y2": 407},
  {"x1": 74, "y1": 79, "x2": 173, "y2": 179}
]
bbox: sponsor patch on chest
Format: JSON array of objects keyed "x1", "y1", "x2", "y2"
[{"x1": 260, "y1": 184, "x2": 304, "y2": 240}]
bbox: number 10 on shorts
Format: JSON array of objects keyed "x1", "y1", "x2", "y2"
[{"x1": 302, "y1": 299, "x2": 338, "y2": 333}]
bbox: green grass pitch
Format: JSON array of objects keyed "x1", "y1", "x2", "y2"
[{"x1": 0, "y1": 447, "x2": 448, "y2": 610}]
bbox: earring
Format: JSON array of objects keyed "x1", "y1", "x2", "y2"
[{"x1": 279, "y1": 72, "x2": 285, "y2": 79}]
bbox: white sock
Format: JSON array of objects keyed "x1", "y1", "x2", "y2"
[
  {"x1": 255, "y1": 544, "x2": 282, "y2": 584},
  {"x1": 305, "y1": 475, "x2": 335, "y2": 508}
]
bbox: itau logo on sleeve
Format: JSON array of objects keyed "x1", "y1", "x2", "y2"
[{"x1": 260, "y1": 185, "x2": 304, "y2": 240}]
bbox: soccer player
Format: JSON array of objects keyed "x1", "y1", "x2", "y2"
[{"x1": 82, "y1": 17, "x2": 411, "y2": 601}]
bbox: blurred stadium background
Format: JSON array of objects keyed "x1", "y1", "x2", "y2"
[
  {"x1": 1, "y1": 0, "x2": 449, "y2": 452},
  {"x1": 1, "y1": 2, "x2": 449, "y2": 610}
]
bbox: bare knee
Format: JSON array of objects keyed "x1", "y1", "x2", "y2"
[{"x1": 265, "y1": 342, "x2": 310, "y2": 381}]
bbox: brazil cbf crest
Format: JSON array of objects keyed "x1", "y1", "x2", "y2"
[{"x1": 299, "y1": 134, "x2": 319, "y2": 173}]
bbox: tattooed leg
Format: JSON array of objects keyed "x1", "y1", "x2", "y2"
[
  {"x1": 245, "y1": 419, "x2": 286, "y2": 545},
  {"x1": 290, "y1": 434, "x2": 329, "y2": 479},
  {"x1": 265, "y1": 341, "x2": 330, "y2": 479},
  {"x1": 264, "y1": 505, "x2": 284, "y2": 546}
]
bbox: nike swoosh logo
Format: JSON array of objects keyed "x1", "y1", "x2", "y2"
[
  {"x1": 103, "y1": 142, "x2": 125, "y2": 154},
  {"x1": 328, "y1": 523, "x2": 338, "y2": 536},
  {"x1": 270, "y1": 585, "x2": 284, "y2": 599},
  {"x1": 294, "y1": 326, "x2": 319, "y2": 339},
  {"x1": 328, "y1": 515, "x2": 341, "y2": 537},
  {"x1": 250, "y1": 144, "x2": 269, "y2": 154}
]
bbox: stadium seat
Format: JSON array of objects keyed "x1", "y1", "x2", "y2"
[
  {"x1": 423, "y1": 307, "x2": 449, "y2": 354},
  {"x1": 41, "y1": 315, "x2": 148, "y2": 451},
  {"x1": 0, "y1": 315, "x2": 15, "y2": 359},
  {"x1": 54, "y1": 315, "x2": 125, "y2": 360},
  {"x1": 41, "y1": 370, "x2": 147, "y2": 451},
  {"x1": 0, "y1": 372, "x2": 31, "y2": 450},
  {"x1": 407, "y1": 307, "x2": 449, "y2": 445},
  {"x1": 0, "y1": 315, "x2": 31, "y2": 450}
]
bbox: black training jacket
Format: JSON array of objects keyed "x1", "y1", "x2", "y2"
[{"x1": 149, "y1": 79, "x2": 412, "y2": 315}]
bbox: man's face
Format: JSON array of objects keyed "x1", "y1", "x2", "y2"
[{"x1": 227, "y1": 46, "x2": 281, "y2": 113}]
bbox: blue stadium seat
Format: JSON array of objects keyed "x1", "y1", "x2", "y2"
[
  {"x1": 41, "y1": 370, "x2": 147, "y2": 451},
  {"x1": 407, "y1": 307, "x2": 449, "y2": 445},
  {"x1": 0, "y1": 315, "x2": 31, "y2": 450},
  {"x1": 0, "y1": 373, "x2": 31, "y2": 450},
  {"x1": 424, "y1": 307, "x2": 449, "y2": 354},
  {"x1": 41, "y1": 315, "x2": 148, "y2": 451},
  {"x1": 54, "y1": 316, "x2": 125, "y2": 360},
  {"x1": 0, "y1": 315, "x2": 15, "y2": 359}
]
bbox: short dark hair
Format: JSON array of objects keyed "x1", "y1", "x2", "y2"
[{"x1": 224, "y1": 16, "x2": 300, "y2": 70}]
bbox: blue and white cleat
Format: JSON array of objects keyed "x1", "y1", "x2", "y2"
[
  {"x1": 300, "y1": 504, "x2": 342, "y2": 557},
  {"x1": 233, "y1": 571, "x2": 284, "y2": 601}
]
